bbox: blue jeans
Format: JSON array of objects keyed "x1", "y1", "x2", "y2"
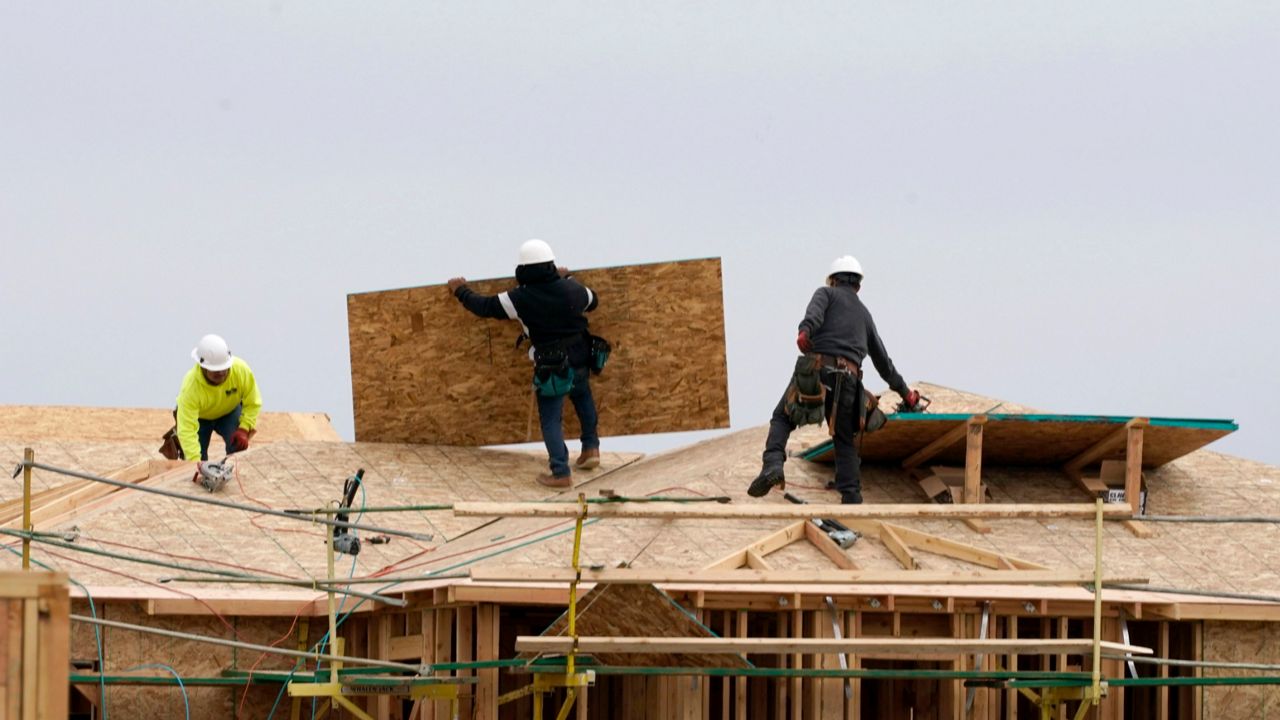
[
  {"x1": 536, "y1": 367, "x2": 599, "y2": 477},
  {"x1": 198, "y1": 404, "x2": 243, "y2": 461}
]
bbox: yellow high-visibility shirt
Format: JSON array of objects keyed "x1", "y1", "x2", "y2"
[{"x1": 175, "y1": 357, "x2": 262, "y2": 460}]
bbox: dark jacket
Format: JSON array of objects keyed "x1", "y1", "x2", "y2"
[
  {"x1": 454, "y1": 262, "x2": 599, "y2": 367},
  {"x1": 799, "y1": 285, "x2": 907, "y2": 396}
]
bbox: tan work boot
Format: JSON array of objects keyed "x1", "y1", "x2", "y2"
[
  {"x1": 575, "y1": 448, "x2": 601, "y2": 470},
  {"x1": 536, "y1": 473, "x2": 572, "y2": 489}
]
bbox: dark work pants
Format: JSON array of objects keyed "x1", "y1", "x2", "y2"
[
  {"x1": 762, "y1": 368, "x2": 862, "y2": 498},
  {"x1": 197, "y1": 404, "x2": 242, "y2": 461},
  {"x1": 536, "y1": 366, "x2": 600, "y2": 477}
]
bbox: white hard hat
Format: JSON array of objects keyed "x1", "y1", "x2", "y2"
[
  {"x1": 518, "y1": 238, "x2": 556, "y2": 265},
  {"x1": 191, "y1": 334, "x2": 234, "y2": 371},
  {"x1": 828, "y1": 255, "x2": 864, "y2": 278}
]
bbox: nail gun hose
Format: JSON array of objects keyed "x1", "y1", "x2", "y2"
[{"x1": 21, "y1": 461, "x2": 433, "y2": 542}]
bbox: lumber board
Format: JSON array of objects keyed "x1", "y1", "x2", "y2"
[
  {"x1": 806, "y1": 414, "x2": 1232, "y2": 467},
  {"x1": 470, "y1": 567, "x2": 1148, "y2": 586},
  {"x1": 452, "y1": 501, "x2": 1135, "y2": 520},
  {"x1": 347, "y1": 257, "x2": 730, "y2": 445},
  {"x1": 516, "y1": 636, "x2": 1153, "y2": 656}
]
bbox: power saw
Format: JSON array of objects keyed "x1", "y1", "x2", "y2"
[{"x1": 193, "y1": 460, "x2": 234, "y2": 493}]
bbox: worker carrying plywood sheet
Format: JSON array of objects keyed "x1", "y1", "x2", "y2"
[
  {"x1": 168, "y1": 334, "x2": 262, "y2": 473},
  {"x1": 748, "y1": 255, "x2": 922, "y2": 504},
  {"x1": 448, "y1": 239, "x2": 603, "y2": 489}
]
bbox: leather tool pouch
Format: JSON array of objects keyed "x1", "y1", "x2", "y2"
[{"x1": 159, "y1": 426, "x2": 184, "y2": 460}]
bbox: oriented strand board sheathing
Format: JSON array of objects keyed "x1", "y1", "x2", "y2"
[
  {"x1": 0, "y1": 405, "x2": 342, "y2": 444},
  {"x1": 0, "y1": 440, "x2": 643, "y2": 590},
  {"x1": 347, "y1": 257, "x2": 730, "y2": 445},
  {"x1": 804, "y1": 414, "x2": 1235, "y2": 467},
  {"x1": 521, "y1": 583, "x2": 750, "y2": 669},
  {"x1": 1202, "y1": 621, "x2": 1280, "y2": 719}
]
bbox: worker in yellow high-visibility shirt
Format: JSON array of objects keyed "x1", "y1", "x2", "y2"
[{"x1": 175, "y1": 334, "x2": 262, "y2": 464}]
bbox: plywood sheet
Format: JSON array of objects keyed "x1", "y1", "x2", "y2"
[
  {"x1": 347, "y1": 258, "x2": 730, "y2": 445},
  {"x1": 802, "y1": 414, "x2": 1235, "y2": 468},
  {"x1": 0, "y1": 406, "x2": 341, "y2": 444},
  {"x1": 519, "y1": 583, "x2": 750, "y2": 669}
]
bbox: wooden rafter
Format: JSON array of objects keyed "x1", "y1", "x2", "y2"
[
  {"x1": 1064, "y1": 418, "x2": 1149, "y2": 475},
  {"x1": 901, "y1": 415, "x2": 987, "y2": 470}
]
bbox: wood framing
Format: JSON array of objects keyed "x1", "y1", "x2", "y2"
[
  {"x1": 0, "y1": 572, "x2": 69, "y2": 720},
  {"x1": 452, "y1": 501, "x2": 1135, "y2": 520},
  {"x1": 515, "y1": 635, "x2": 1153, "y2": 656},
  {"x1": 347, "y1": 257, "x2": 730, "y2": 445},
  {"x1": 470, "y1": 567, "x2": 1148, "y2": 585}
]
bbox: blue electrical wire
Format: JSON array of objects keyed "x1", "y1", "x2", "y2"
[
  {"x1": 3, "y1": 545, "x2": 108, "y2": 719},
  {"x1": 124, "y1": 663, "x2": 189, "y2": 720}
]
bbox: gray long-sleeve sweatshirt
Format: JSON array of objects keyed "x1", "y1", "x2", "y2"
[{"x1": 798, "y1": 285, "x2": 908, "y2": 396}]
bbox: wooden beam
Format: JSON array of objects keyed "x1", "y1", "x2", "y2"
[
  {"x1": 702, "y1": 522, "x2": 806, "y2": 571},
  {"x1": 902, "y1": 417, "x2": 985, "y2": 470},
  {"x1": 470, "y1": 567, "x2": 1147, "y2": 586},
  {"x1": 878, "y1": 523, "x2": 917, "y2": 570},
  {"x1": 1126, "y1": 423, "x2": 1145, "y2": 514},
  {"x1": 389, "y1": 633, "x2": 425, "y2": 661},
  {"x1": 744, "y1": 550, "x2": 772, "y2": 570},
  {"x1": 476, "y1": 604, "x2": 499, "y2": 720},
  {"x1": 453, "y1": 501, "x2": 1134, "y2": 521},
  {"x1": 803, "y1": 521, "x2": 858, "y2": 570},
  {"x1": 850, "y1": 522, "x2": 1049, "y2": 570},
  {"x1": 964, "y1": 418, "x2": 985, "y2": 505},
  {"x1": 515, "y1": 636, "x2": 1153, "y2": 656},
  {"x1": 1064, "y1": 418, "x2": 1149, "y2": 474}
]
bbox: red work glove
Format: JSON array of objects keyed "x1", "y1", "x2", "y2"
[
  {"x1": 796, "y1": 331, "x2": 812, "y2": 353},
  {"x1": 902, "y1": 389, "x2": 921, "y2": 411},
  {"x1": 229, "y1": 428, "x2": 252, "y2": 453}
]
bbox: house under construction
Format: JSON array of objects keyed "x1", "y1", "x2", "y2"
[{"x1": 3, "y1": 260, "x2": 1279, "y2": 719}]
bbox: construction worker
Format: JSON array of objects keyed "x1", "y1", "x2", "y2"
[
  {"x1": 748, "y1": 256, "x2": 920, "y2": 504},
  {"x1": 448, "y1": 239, "x2": 601, "y2": 488},
  {"x1": 176, "y1": 334, "x2": 262, "y2": 463}
]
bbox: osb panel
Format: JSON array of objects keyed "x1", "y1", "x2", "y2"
[
  {"x1": 1203, "y1": 621, "x2": 1280, "y2": 718},
  {"x1": 0, "y1": 440, "x2": 643, "y2": 589},
  {"x1": 83, "y1": 601, "x2": 299, "y2": 720},
  {"x1": 805, "y1": 416, "x2": 1232, "y2": 467},
  {"x1": 519, "y1": 583, "x2": 749, "y2": 668},
  {"x1": 0, "y1": 405, "x2": 341, "y2": 445},
  {"x1": 347, "y1": 258, "x2": 730, "y2": 445}
]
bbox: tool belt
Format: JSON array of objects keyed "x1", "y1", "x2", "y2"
[
  {"x1": 531, "y1": 336, "x2": 583, "y2": 398},
  {"x1": 812, "y1": 353, "x2": 863, "y2": 378}
]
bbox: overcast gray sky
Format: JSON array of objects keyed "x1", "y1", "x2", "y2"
[{"x1": 3, "y1": 2, "x2": 1277, "y2": 465}]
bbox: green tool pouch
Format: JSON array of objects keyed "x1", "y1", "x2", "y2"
[
  {"x1": 784, "y1": 354, "x2": 827, "y2": 426},
  {"x1": 588, "y1": 334, "x2": 612, "y2": 376},
  {"x1": 532, "y1": 348, "x2": 574, "y2": 398}
]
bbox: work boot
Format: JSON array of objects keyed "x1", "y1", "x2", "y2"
[
  {"x1": 747, "y1": 467, "x2": 785, "y2": 498},
  {"x1": 536, "y1": 473, "x2": 572, "y2": 489},
  {"x1": 575, "y1": 448, "x2": 600, "y2": 470},
  {"x1": 840, "y1": 489, "x2": 863, "y2": 505}
]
